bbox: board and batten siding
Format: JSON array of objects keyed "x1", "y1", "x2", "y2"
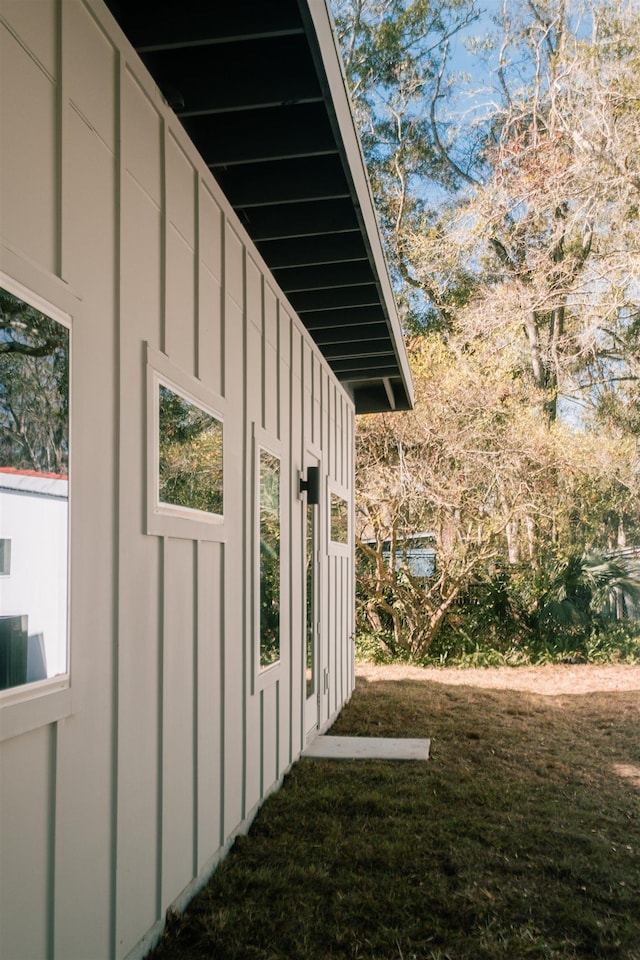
[{"x1": 0, "y1": 2, "x2": 356, "y2": 959}]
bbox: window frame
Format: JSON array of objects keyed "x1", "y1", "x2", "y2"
[
  {"x1": 0, "y1": 263, "x2": 75, "y2": 740},
  {"x1": 327, "y1": 481, "x2": 351, "y2": 557},
  {"x1": 146, "y1": 343, "x2": 226, "y2": 541}
]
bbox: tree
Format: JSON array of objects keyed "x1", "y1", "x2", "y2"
[
  {"x1": 334, "y1": 0, "x2": 640, "y2": 422},
  {"x1": 333, "y1": 0, "x2": 640, "y2": 658},
  {"x1": 332, "y1": 0, "x2": 483, "y2": 329},
  {"x1": 356, "y1": 335, "x2": 640, "y2": 659},
  {"x1": 0, "y1": 288, "x2": 69, "y2": 475}
]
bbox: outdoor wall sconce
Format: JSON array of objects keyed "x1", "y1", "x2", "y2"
[{"x1": 299, "y1": 466, "x2": 320, "y2": 505}]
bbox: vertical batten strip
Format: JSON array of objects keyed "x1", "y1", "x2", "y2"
[
  {"x1": 260, "y1": 275, "x2": 266, "y2": 432},
  {"x1": 156, "y1": 537, "x2": 165, "y2": 920},
  {"x1": 110, "y1": 44, "x2": 124, "y2": 960},
  {"x1": 288, "y1": 320, "x2": 296, "y2": 766},
  {"x1": 275, "y1": 679, "x2": 280, "y2": 781},
  {"x1": 194, "y1": 176, "x2": 202, "y2": 381},
  {"x1": 259, "y1": 688, "x2": 265, "y2": 799},
  {"x1": 342, "y1": 556, "x2": 347, "y2": 706},
  {"x1": 55, "y1": 0, "x2": 64, "y2": 280},
  {"x1": 342, "y1": 396, "x2": 346, "y2": 489},
  {"x1": 192, "y1": 539, "x2": 199, "y2": 880},
  {"x1": 218, "y1": 541, "x2": 226, "y2": 849},
  {"x1": 159, "y1": 121, "x2": 168, "y2": 355},
  {"x1": 218, "y1": 219, "x2": 228, "y2": 846},
  {"x1": 276, "y1": 304, "x2": 281, "y2": 443},
  {"x1": 240, "y1": 238, "x2": 248, "y2": 822},
  {"x1": 219, "y1": 211, "x2": 226, "y2": 401},
  {"x1": 351, "y1": 408, "x2": 356, "y2": 695},
  {"x1": 50, "y1": 3, "x2": 64, "y2": 954},
  {"x1": 47, "y1": 724, "x2": 57, "y2": 960}
]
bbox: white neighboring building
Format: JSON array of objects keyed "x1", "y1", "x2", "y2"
[{"x1": 0, "y1": 469, "x2": 69, "y2": 684}]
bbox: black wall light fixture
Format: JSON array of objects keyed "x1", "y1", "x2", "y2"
[{"x1": 299, "y1": 466, "x2": 320, "y2": 505}]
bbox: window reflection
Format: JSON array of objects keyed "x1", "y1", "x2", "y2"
[
  {"x1": 0, "y1": 286, "x2": 69, "y2": 690},
  {"x1": 158, "y1": 384, "x2": 223, "y2": 516},
  {"x1": 259, "y1": 450, "x2": 280, "y2": 669},
  {"x1": 330, "y1": 492, "x2": 349, "y2": 544},
  {"x1": 305, "y1": 501, "x2": 314, "y2": 697}
]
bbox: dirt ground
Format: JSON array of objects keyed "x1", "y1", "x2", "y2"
[{"x1": 355, "y1": 660, "x2": 640, "y2": 695}]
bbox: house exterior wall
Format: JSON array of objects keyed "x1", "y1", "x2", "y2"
[{"x1": 0, "y1": 2, "x2": 355, "y2": 958}]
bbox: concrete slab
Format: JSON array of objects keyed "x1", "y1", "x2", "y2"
[{"x1": 302, "y1": 736, "x2": 430, "y2": 761}]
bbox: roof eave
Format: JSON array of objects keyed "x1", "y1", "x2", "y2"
[{"x1": 299, "y1": 0, "x2": 414, "y2": 412}]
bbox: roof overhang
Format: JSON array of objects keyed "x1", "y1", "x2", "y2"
[{"x1": 103, "y1": 0, "x2": 413, "y2": 413}]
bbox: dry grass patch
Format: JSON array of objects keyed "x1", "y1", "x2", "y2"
[{"x1": 150, "y1": 665, "x2": 640, "y2": 960}]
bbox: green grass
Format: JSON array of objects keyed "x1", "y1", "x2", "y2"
[{"x1": 149, "y1": 668, "x2": 640, "y2": 960}]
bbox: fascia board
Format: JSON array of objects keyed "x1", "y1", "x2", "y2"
[{"x1": 300, "y1": 0, "x2": 414, "y2": 409}]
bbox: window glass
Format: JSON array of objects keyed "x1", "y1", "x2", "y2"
[
  {"x1": 158, "y1": 384, "x2": 223, "y2": 516},
  {"x1": 305, "y1": 501, "x2": 314, "y2": 697},
  {"x1": 259, "y1": 449, "x2": 280, "y2": 669},
  {"x1": 0, "y1": 286, "x2": 69, "y2": 691},
  {"x1": 330, "y1": 492, "x2": 349, "y2": 544}
]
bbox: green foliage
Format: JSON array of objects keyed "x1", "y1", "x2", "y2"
[
  {"x1": 158, "y1": 385, "x2": 223, "y2": 515},
  {"x1": 334, "y1": 0, "x2": 640, "y2": 426},
  {"x1": 348, "y1": 0, "x2": 640, "y2": 662},
  {"x1": 0, "y1": 287, "x2": 69, "y2": 475},
  {"x1": 356, "y1": 552, "x2": 640, "y2": 667},
  {"x1": 259, "y1": 451, "x2": 280, "y2": 668},
  {"x1": 356, "y1": 333, "x2": 640, "y2": 664}
]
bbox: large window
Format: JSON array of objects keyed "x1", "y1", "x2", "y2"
[
  {"x1": 0, "y1": 284, "x2": 69, "y2": 692},
  {"x1": 259, "y1": 449, "x2": 280, "y2": 670}
]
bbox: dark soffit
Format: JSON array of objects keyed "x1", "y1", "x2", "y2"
[{"x1": 102, "y1": 0, "x2": 414, "y2": 413}]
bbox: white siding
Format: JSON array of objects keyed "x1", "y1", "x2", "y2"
[{"x1": 0, "y1": 2, "x2": 356, "y2": 958}]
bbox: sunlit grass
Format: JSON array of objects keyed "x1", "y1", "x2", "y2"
[{"x1": 150, "y1": 667, "x2": 640, "y2": 960}]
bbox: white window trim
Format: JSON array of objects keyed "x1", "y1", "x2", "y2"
[
  {"x1": 146, "y1": 343, "x2": 226, "y2": 541},
  {"x1": 0, "y1": 262, "x2": 75, "y2": 740}
]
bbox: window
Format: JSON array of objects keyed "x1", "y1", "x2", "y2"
[
  {"x1": 259, "y1": 448, "x2": 280, "y2": 670},
  {"x1": 330, "y1": 492, "x2": 349, "y2": 545},
  {"x1": 0, "y1": 284, "x2": 70, "y2": 692},
  {"x1": 146, "y1": 344, "x2": 225, "y2": 541},
  {"x1": 305, "y1": 501, "x2": 315, "y2": 697},
  {"x1": 158, "y1": 384, "x2": 223, "y2": 516}
]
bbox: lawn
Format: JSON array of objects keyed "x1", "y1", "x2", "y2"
[{"x1": 150, "y1": 664, "x2": 640, "y2": 960}]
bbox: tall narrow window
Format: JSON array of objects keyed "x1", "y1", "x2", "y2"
[
  {"x1": 305, "y1": 501, "x2": 315, "y2": 697},
  {"x1": 259, "y1": 449, "x2": 280, "y2": 669},
  {"x1": 0, "y1": 285, "x2": 69, "y2": 691}
]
